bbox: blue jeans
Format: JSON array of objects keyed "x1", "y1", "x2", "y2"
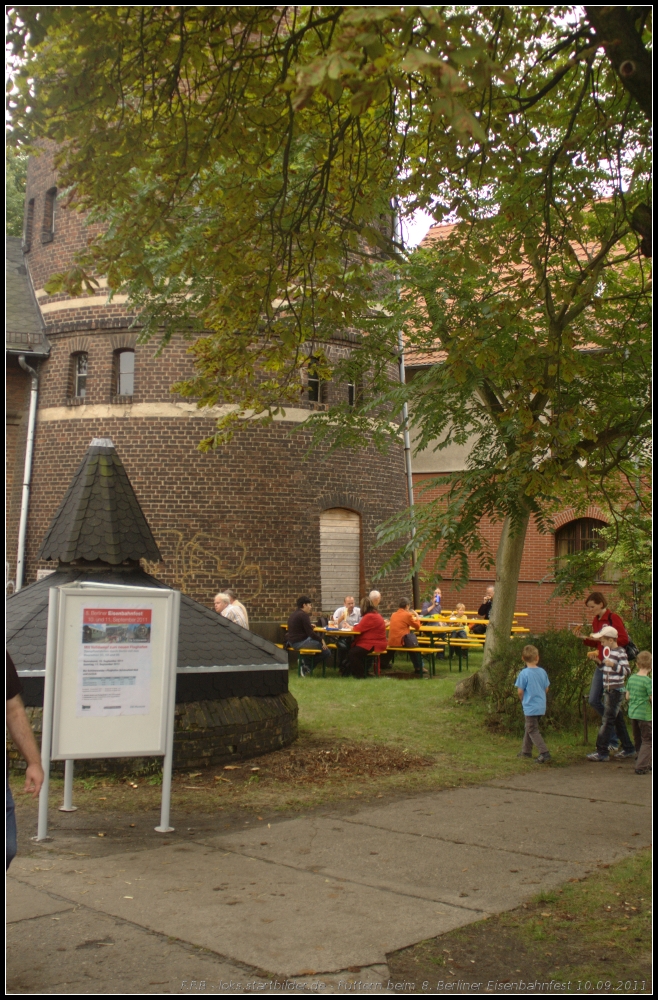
[
  {"x1": 589, "y1": 667, "x2": 619, "y2": 748},
  {"x1": 7, "y1": 781, "x2": 17, "y2": 871},
  {"x1": 291, "y1": 637, "x2": 331, "y2": 671},
  {"x1": 596, "y1": 689, "x2": 635, "y2": 756}
]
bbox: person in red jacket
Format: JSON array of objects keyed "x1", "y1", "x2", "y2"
[
  {"x1": 576, "y1": 592, "x2": 629, "y2": 749},
  {"x1": 343, "y1": 596, "x2": 388, "y2": 678}
]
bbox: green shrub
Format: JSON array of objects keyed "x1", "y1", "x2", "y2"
[
  {"x1": 627, "y1": 619, "x2": 652, "y2": 656},
  {"x1": 485, "y1": 629, "x2": 593, "y2": 735}
]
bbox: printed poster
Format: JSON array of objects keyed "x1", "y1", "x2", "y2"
[{"x1": 77, "y1": 607, "x2": 153, "y2": 717}]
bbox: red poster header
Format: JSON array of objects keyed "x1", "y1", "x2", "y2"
[{"x1": 83, "y1": 608, "x2": 152, "y2": 625}]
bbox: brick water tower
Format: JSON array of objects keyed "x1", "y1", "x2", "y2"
[{"x1": 8, "y1": 143, "x2": 410, "y2": 629}]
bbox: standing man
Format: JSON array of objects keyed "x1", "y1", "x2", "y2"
[
  {"x1": 7, "y1": 652, "x2": 44, "y2": 870},
  {"x1": 226, "y1": 590, "x2": 249, "y2": 630}
]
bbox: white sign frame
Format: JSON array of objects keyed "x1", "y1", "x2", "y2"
[{"x1": 37, "y1": 583, "x2": 180, "y2": 840}]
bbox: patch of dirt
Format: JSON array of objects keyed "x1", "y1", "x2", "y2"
[
  {"x1": 172, "y1": 734, "x2": 435, "y2": 788},
  {"x1": 387, "y1": 875, "x2": 652, "y2": 994}
]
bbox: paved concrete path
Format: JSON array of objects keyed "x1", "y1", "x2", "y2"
[{"x1": 7, "y1": 763, "x2": 651, "y2": 994}]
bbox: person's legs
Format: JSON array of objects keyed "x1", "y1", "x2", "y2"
[
  {"x1": 6, "y1": 781, "x2": 17, "y2": 871},
  {"x1": 632, "y1": 718, "x2": 643, "y2": 754},
  {"x1": 596, "y1": 690, "x2": 626, "y2": 755},
  {"x1": 635, "y1": 721, "x2": 652, "y2": 771},
  {"x1": 613, "y1": 699, "x2": 635, "y2": 753},
  {"x1": 346, "y1": 645, "x2": 368, "y2": 678},
  {"x1": 525, "y1": 716, "x2": 549, "y2": 756},
  {"x1": 588, "y1": 666, "x2": 605, "y2": 716},
  {"x1": 522, "y1": 717, "x2": 534, "y2": 755},
  {"x1": 410, "y1": 650, "x2": 424, "y2": 674},
  {"x1": 292, "y1": 637, "x2": 325, "y2": 673}
]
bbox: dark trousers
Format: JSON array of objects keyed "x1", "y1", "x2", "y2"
[
  {"x1": 382, "y1": 649, "x2": 423, "y2": 674},
  {"x1": 632, "y1": 719, "x2": 652, "y2": 770},
  {"x1": 589, "y1": 667, "x2": 619, "y2": 747},
  {"x1": 596, "y1": 689, "x2": 635, "y2": 755},
  {"x1": 6, "y1": 782, "x2": 17, "y2": 871},
  {"x1": 344, "y1": 645, "x2": 369, "y2": 678},
  {"x1": 522, "y1": 716, "x2": 549, "y2": 756}
]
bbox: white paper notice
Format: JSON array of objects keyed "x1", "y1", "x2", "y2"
[{"x1": 77, "y1": 607, "x2": 153, "y2": 717}]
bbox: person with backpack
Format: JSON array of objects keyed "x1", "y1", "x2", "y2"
[{"x1": 576, "y1": 592, "x2": 629, "y2": 752}]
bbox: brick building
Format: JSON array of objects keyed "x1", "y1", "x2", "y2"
[
  {"x1": 6, "y1": 144, "x2": 410, "y2": 622},
  {"x1": 6, "y1": 149, "x2": 620, "y2": 632},
  {"x1": 406, "y1": 226, "x2": 619, "y2": 629}
]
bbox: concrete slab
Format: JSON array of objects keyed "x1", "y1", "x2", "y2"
[
  {"x1": 325, "y1": 779, "x2": 650, "y2": 863},
  {"x1": 202, "y1": 817, "x2": 582, "y2": 914},
  {"x1": 487, "y1": 760, "x2": 651, "y2": 806},
  {"x1": 6, "y1": 904, "x2": 258, "y2": 995},
  {"x1": 8, "y1": 842, "x2": 479, "y2": 976},
  {"x1": 6, "y1": 880, "x2": 74, "y2": 923}
]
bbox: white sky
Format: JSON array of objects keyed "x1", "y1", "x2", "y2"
[{"x1": 401, "y1": 208, "x2": 436, "y2": 248}]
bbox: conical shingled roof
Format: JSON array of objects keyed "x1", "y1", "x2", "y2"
[{"x1": 38, "y1": 438, "x2": 162, "y2": 565}]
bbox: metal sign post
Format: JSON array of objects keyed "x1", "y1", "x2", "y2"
[{"x1": 35, "y1": 583, "x2": 180, "y2": 841}]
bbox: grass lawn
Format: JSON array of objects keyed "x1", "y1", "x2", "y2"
[
  {"x1": 388, "y1": 849, "x2": 652, "y2": 993},
  {"x1": 11, "y1": 656, "x2": 594, "y2": 817}
]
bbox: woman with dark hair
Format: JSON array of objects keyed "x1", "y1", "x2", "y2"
[
  {"x1": 342, "y1": 596, "x2": 387, "y2": 678},
  {"x1": 578, "y1": 592, "x2": 629, "y2": 750}
]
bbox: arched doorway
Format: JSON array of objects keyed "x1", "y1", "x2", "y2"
[{"x1": 319, "y1": 508, "x2": 361, "y2": 612}]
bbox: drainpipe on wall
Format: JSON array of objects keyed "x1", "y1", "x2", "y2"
[
  {"x1": 15, "y1": 355, "x2": 39, "y2": 592},
  {"x1": 393, "y1": 206, "x2": 420, "y2": 610}
]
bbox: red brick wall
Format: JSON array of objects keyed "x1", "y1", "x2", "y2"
[
  {"x1": 27, "y1": 414, "x2": 410, "y2": 618},
  {"x1": 412, "y1": 474, "x2": 618, "y2": 631}
]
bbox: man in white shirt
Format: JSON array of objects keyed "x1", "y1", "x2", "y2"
[
  {"x1": 226, "y1": 589, "x2": 249, "y2": 629},
  {"x1": 333, "y1": 595, "x2": 361, "y2": 630},
  {"x1": 214, "y1": 592, "x2": 248, "y2": 629}
]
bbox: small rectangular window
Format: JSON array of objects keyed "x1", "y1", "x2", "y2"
[
  {"x1": 307, "y1": 364, "x2": 320, "y2": 403},
  {"x1": 348, "y1": 383, "x2": 355, "y2": 406},
  {"x1": 74, "y1": 354, "x2": 88, "y2": 398},
  {"x1": 42, "y1": 187, "x2": 57, "y2": 243},
  {"x1": 116, "y1": 350, "x2": 134, "y2": 396},
  {"x1": 24, "y1": 198, "x2": 35, "y2": 252}
]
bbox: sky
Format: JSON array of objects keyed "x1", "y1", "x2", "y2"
[{"x1": 401, "y1": 208, "x2": 435, "y2": 248}]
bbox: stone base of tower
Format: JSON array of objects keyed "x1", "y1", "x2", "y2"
[{"x1": 7, "y1": 692, "x2": 298, "y2": 776}]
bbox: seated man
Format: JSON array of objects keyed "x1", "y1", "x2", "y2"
[
  {"x1": 286, "y1": 596, "x2": 331, "y2": 676},
  {"x1": 332, "y1": 595, "x2": 361, "y2": 671},
  {"x1": 422, "y1": 587, "x2": 442, "y2": 616},
  {"x1": 332, "y1": 595, "x2": 361, "y2": 629},
  {"x1": 386, "y1": 599, "x2": 425, "y2": 676}
]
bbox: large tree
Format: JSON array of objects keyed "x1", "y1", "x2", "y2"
[{"x1": 7, "y1": 6, "x2": 651, "y2": 671}]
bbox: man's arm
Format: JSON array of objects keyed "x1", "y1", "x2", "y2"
[{"x1": 6, "y1": 694, "x2": 44, "y2": 797}]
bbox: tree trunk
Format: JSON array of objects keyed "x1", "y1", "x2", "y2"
[{"x1": 481, "y1": 512, "x2": 531, "y2": 679}]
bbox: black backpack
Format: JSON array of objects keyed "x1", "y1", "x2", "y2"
[{"x1": 602, "y1": 610, "x2": 638, "y2": 661}]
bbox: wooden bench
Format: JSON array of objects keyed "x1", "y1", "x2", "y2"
[{"x1": 386, "y1": 645, "x2": 445, "y2": 677}]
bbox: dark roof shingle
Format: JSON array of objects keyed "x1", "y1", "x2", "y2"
[
  {"x1": 7, "y1": 568, "x2": 288, "y2": 671},
  {"x1": 38, "y1": 438, "x2": 162, "y2": 565}
]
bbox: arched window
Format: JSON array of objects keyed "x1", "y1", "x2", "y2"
[
  {"x1": 555, "y1": 518, "x2": 607, "y2": 558},
  {"x1": 555, "y1": 517, "x2": 618, "y2": 582},
  {"x1": 307, "y1": 357, "x2": 320, "y2": 402},
  {"x1": 320, "y1": 508, "x2": 361, "y2": 611},
  {"x1": 24, "y1": 198, "x2": 35, "y2": 252},
  {"x1": 114, "y1": 349, "x2": 135, "y2": 397},
  {"x1": 42, "y1": 187, "x2": 57, "y2": 243},
  {"x1": 71, "y1": 353, "x2": 88, "y2": 399}
]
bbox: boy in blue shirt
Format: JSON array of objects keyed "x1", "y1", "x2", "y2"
[{"x1": 515, "y1": 644, "x2": 551, "y2": 763}]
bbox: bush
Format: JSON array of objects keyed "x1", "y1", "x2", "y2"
[
  {"x1": 485, "y1": 629, "x2": 593, "y2": 735},
  {"x1": 627, "y1": 618, "x2": 652, "y2": 656}
]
